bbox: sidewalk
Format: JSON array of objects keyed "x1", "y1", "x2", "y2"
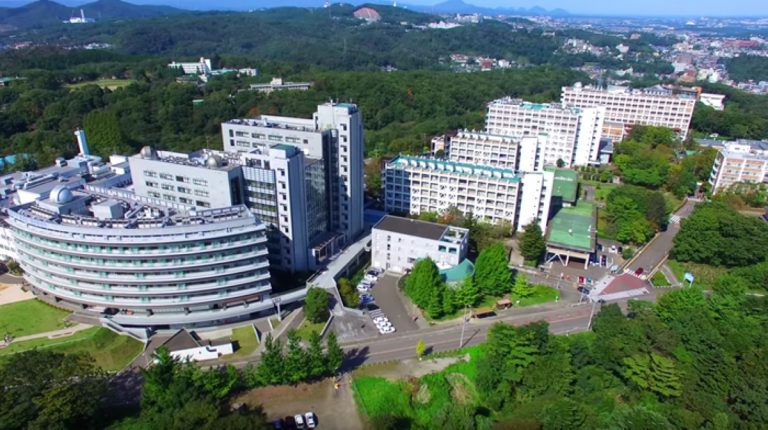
[
  {"x1": 6, "y1": 323, "x2": 92, "y2": 344},
  {"x1": 0, "y1": 283, "x2": 32, "y2": 306}
]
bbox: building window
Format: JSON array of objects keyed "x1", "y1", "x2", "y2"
[
  {"x1": 144, "y1": 171, "x2": 157, "y2": 178},
  {"x1": 194, "y1": 189, "x2": 209, "y2": 197}
]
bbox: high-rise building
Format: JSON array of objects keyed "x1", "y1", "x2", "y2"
[
  {"x1": 384, "y1": 156, "x2": 553, "y2": 232},
  {"x1": 222, "y1": 102, "x2": 365, "y2": 246},
  {"x1": 708, "y1": 140, "x2": 768, "y2": 193},
  {"x1": 561, "y1": 83, "x2": 697, "y2": 141},
  {"x1": 485, "y1": 98, "x2": 605, "y2": 168}
]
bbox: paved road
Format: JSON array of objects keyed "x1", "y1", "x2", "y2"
[{"x1": 625, "y1": 199, "x2": 698, "y2": 274}]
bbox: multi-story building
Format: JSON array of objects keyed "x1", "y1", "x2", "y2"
[
  {"x1": 222, "y1": 102, "x2": 365, "y2": 246},
  {"x1": 708, "y1": 141, "x2": 768, "y2": 193},
  {"x1": 485, "y1": 98, "x2": 605, "y2": 168},
  {"x1": 447, "y1": 131, "x2": 521, "y2": 170},
  {"x1": 168, "y1": 57, "x2": 212, "y2": 75},
  {"x1": 384, "y1": 156, "x2": 553, "y2": 232},
  {"x1": 371, "y1": 215, "x2": 469, "y2": 273},
  {"x1": 0, "y1": 148, "x2": 272, "y2": 333},
  {"x1": 250, "y1": 77, "x2": 313, "y2": 94},
  {"x1": 561, "y1": 83, "x2": 697, "y2": 141},
  {"x1": 129, "y1": 145, "x2": 315, "y2": 273}
]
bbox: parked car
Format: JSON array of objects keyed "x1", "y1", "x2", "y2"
[
  {"x1": 380, "y1": 326, "x2": 396, "y2": 334},
  {"x1": 578, "y1": 276, "x2": 585, "y2": 285},
  {"x1": 577, "y1": 286, "x2": 591, "y2": 295},
  {"x1": 634, "y1": 267, "x2": 644, "y2": 276},
  {"x1": 365, "y1": 270, "x2": 379, "y2": 282},
  {"x1": 294, "y1": 414, "x2": 305, "y2": 429},
  {"x1": 284, "y1": 416, "x2": 296, "y2": 429},
  {"x1": 360, "y1": 294, "x2": 374, "y2": 304},
  {"x1": 304, "y1": 412, "x2": 316, "y2": 429},
  {"x1": 272, "y1": 418, "x2": 285, "y2": 429},
  {"x1": 600, "y1": 255, "x2": 607, "y2": 267}
]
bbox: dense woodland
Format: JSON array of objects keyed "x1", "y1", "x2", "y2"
[{"x1": 723, "y1": 55, "x2": 768, "y2": 83}]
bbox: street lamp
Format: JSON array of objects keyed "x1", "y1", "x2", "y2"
[{"x1": 272, "y1": 297, "x2": 283, "y2": 322}]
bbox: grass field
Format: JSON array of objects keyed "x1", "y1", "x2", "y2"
[
  {"x1": 294, "y1": 319, "x2": 326, "y2": 340},
  {"x1": 352, "y1": 345, "x2": 485, "y2": 427},
  {"x1": 230, "y1": 325, "x2": 259, "y2": 358},
  {"x1": 514, "y1": 285, "x2": 560, "y2": 307},
  {"x1": 651, "y1": 271, "x2": 670, "y2": 287},
  {"x1": 0, "y1": 327, "x2": 143, "y2": 371},
  {"x1": 667, "y1": 259, "x2": 727, "y2": 287},
  {"x1": 0, "y1": 300, "x2": 71, "y2": 337},
  {"x1": 67, "y1": 79, "x2": 134, "y2": 90}
]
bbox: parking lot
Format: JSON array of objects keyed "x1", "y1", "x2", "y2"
[{"x1": 364, "y1": 273, "x2": 420, "y2": 334}]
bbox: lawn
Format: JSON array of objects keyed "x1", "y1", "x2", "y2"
[
  {"x1": 67, "y1": 79, "x2": 134, "y2": 90},
  {"x1": 667, "y1": 259, "x2": 727, "y2": 287},
  {"x1": 294, "y1": 319, "x2": 326, "y2": 340},
  {"x1": 0, "y1": 300, "x2": 72, "y2": 337},
  {"x1": 230, "y1": 325, "x2": 259, "y2": 359},
  {"x1": 352, "y1": 345, "x2": 486, "y2": 427},
  {"x1": 579, "y1": 180, "x2": 618, "y2": 202},
  {"x1": 0, "y1": 327, "x2": 143, "y2": 371},
  {"x1": 513, "y1": 285, "x2": 560, "y2": 307},
  {"x1": 651, "y1": 271, "x2": 670, "y2": 287}
]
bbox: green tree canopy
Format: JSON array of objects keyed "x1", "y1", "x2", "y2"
[
  {"x1": 473, "y1": 243, "x2": 512, "y2": 296},
  {"x1": 519, "y1": 221, "x2": 546, "y2": 264}
]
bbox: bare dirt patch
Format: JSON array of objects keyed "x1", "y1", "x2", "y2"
[
  {"x1": 353, "y1": 356, "x2": 463, "y2": 380},
  {"x1": 235, "y1": 377, "x2": 364, "y2": 430}
]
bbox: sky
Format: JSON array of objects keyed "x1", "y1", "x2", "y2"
[{"x1": 1, "y1": 0, "x2": 767, "y2": 17}]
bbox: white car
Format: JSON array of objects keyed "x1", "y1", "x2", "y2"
[
  {"x1": 373, "y1": 316, "x2": 388, "y2": 322},
  {"x1": 304, "y1": 412, "x2": 316, "y2": 429},
  {"x1": 376, "y1": 321, "x2": 393, "y2": 330},
  {"x1": 380, "y1": 326, "x2": 396, "y2": 334},
  {"x1": 294, "y1": 414, "x2": 306, "y2": 429},
  {"x1": 357, "y1": 284, "x2": 370, "y2": 292}
]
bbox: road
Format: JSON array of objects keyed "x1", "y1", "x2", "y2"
[
  {"x1": 341, "y1": 303, "x2": 596, "y2": 367},
  {"x1": 624, "y1": 199, "x2": 698, "y2": 274}
]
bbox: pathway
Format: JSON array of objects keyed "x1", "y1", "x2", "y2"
[
  {"x1": 4, "y1": 323, "x2": 92, "y2": 344},
  {"x1": 0, "y1": 283, "x2": 32, "y2": 306}
]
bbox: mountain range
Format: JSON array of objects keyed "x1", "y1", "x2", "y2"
[{"x1": 0, "y1": 0, "x2": 182, "y2": 31}]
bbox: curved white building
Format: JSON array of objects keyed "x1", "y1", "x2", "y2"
[{"x1": 6, "y1": 192, "x2": 272, "y2": 330}]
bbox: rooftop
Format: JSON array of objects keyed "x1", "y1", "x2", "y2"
[
  {"x1": 547, "y1": 202, "x2": 596, "y2": 252},
  {"x1": 488, "y1": 97, "x2": 581, "y2": 114},
  {"x1": 388, "y1": 156, "x2": 522, "y2": 183},
  {"x1": 547, "y1": 168, "x2": 579, "y2": 204},
  {"x1": 373, "y1": 215, "x2": 449, "y2": 241},
  {"x1": 440, "y1": 259, "x2": 475, "y2": 284},
  {"x1": 600, "y1": 273, "x2": 649, "y2": 296},
  {"x1": 224, "y1": 117, "x2": 317, "y2": 134}
]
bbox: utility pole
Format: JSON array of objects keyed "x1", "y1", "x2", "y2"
[{"x1": 459, "y1": 304, "x2": 470, "y2": 348}]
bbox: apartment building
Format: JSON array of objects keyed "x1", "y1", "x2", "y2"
[
  {"x1": 708, "y1": 140, "x2": 768, "y2": 193},
  {"x1": 250, "y1": 77, "x2": 312, "y2": 94},
  {"x1": 221, "y1": 102, "x2": 365, "y2": 246},
  {"x1": 485, "y1": 98, "x2": 605, "y2": 168},
  {"x1": 371, "y1": 215, "x2": 469, "y2": 273},
  {"x1": 447, "y1": 131, "x2": 521, "y2": 170},
  {"x1": 384, "y1": 156, "x2": 553, "y2": 232},
  {"x1": 561, "y1": 82, "x2": 697, "y2": 141}
]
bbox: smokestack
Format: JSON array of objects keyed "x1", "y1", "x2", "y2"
[{"x1": 74, "y1": 129, "x2": 90, "y2": 157}]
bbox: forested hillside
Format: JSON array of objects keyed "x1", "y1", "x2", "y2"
[{"x1": 0, "y1": 50, "x2": 584, "y2": 168}]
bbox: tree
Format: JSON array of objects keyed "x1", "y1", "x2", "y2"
[
  {"x1": 252, "y1": 334, "x2": 284, "y2": 386},
  {"x1": 456, "y1": 276, "x2": 480, "y2": 307},
  {"x1": 518, "y1": 221, "x2": 546, "y2": 263},
  {"x1": 512, "y1": 273, "x2": 533, "y2": 299},
  {"x1": 284, "y1": 330, "x2": 309, "y2": 383},
  {"x1": 442, "y1": 286, "x2": 457, "y2": 316},
  {"x1": 427, "y1": 285, "x2": 444, "y2": 319},
  {"x1": 0, "y1": 350, "x2": 107, "y2": 429},
  {"x1": 307, "y1": 331, "x2": 327, "y2": 379},
  {"x1": 325, "y1": 331, "x2": 344, "y2": 373},
  {"x1": 416, "y1": 338, "x2": 426, "y2": 360},
  {"x1": 338, "y1": 278, "x2": 360, "y2": 308},
  {"x1": 623, "y1": 352, "x2": 682, "y2": 398},
  {"x1": 82, "y1": 109, "x2": 132, "y2": 156},
  {"x1": 473, "y1": 243, "x2": 512, "y2": 296},
  {"x1": 405, "y1": 258, "x2": 443, "y2": 310},
  {"x1": 304, "y1": 287, "x2": 331, "y2": 323}
]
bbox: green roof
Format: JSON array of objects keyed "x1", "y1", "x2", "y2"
[
  {"x1": 547, "y1": 168, "x2": 579, "y2": 203},
  {"x1": 440, "y1": 259, "x2": 475, "y2": 284},
  {"x1": 547, "y1": 202, "x2": 596, "y2": 252}
]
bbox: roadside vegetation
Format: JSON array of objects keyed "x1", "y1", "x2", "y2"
[{"x1": 354, "y1": 279, "x2": 768, "y2": 428}]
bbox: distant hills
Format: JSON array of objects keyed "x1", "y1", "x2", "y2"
[
  {"x1": 408, "y1": 0, "x2": 570, "y2": 17},
  {"x1": 0, "y1": 0, "x2": 183, "y2": 31}
]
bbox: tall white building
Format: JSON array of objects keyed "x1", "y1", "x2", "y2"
[
  {"x1": 485, "y1": 98, "x2": 605, "y2": 168},
  {"x1": 222, "y1": 102, "x2": 365, "y2": 246},
  {"x1": 708, "y1": 140, "x2": 768, "y2": 193},
  {"x1": 561, "y1": 83, "x2": 697, "y2": 141},
  {"x1": 384, "y1": 156, "x2": 553, "y2": 232},
  {"x1": 168, "y1": 58, "x2": 213, "y2": 75}
]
